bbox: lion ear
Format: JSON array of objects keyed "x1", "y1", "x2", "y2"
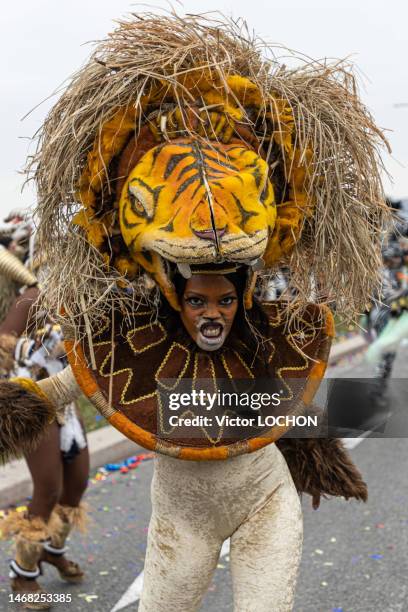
[{"x1": 141, "y1": 252, "x2": 181, "y2": 312}]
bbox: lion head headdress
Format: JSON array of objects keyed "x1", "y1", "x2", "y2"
[{"x1": 29, "y1": 11, "x2": 391, "y2": 335}]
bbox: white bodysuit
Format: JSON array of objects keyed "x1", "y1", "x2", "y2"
[{"x1": 139, "y1": 443, "x2": 302, "y2": 612}]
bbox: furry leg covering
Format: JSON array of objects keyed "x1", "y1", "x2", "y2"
[
  {"x1": 42, "y1": 504, "x2": 89, "y2": 583},
  {"x1": 276, "y1": 437, "x2": 368, "y2": 509},
  {"x1": 47, "y1": 503, "x2": 89, "y2": 550},
  {"x1": 1, "y1": 513, "x2": 52, "y2": 610},
  {"x1": 0, "y1": 512, "x2": 48, "y2": 573}
]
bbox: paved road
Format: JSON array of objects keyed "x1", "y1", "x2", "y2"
[{"x1": 1, "y1": 345, "x2": 408, "y2": 611}]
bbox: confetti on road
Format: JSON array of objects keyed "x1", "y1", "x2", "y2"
[
  {"x1": 79, "y1": 594, "x2": 99, "y2": 603},
  {"x1": 370, "y1": 554, "x2": 383, "y2": 560},
  {"x1": 104, "y1": 454, "x2": 153, "y2": 474}
]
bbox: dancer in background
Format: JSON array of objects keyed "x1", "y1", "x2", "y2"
[
  {"x1": 0, "y1": 222, "x2": 89, "y2": 609},
  {"x1": 365, "y1": 244, "x2": 406, "y2": 372}
]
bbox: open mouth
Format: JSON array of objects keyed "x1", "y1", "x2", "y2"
[
  {"x1": 196, "y1": 321, "x2": 226, "y2": 351},
  {"x1": 200, "y1": 322, "x2": 224, "y2": 340}
]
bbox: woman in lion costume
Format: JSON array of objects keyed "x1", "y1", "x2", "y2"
[{"x1": 0, "y1": 11, "x2": 391, "y2": 611}]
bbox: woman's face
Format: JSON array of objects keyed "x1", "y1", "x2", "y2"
[{"x1": 180, "y1": 274, "x2": 239, "y2": 351}]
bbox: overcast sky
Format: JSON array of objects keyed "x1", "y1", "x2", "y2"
[{"x1": 1, "y1": 0, "x2": 407, "y2": 218}]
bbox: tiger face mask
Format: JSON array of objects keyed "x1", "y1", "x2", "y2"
[{"x1": 119, "y1": 137, "x2": 276, "y2": 301}]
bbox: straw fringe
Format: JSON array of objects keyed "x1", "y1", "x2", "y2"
[{"x1": 27, "y1": 10, "x2": 392, "y2": 335}]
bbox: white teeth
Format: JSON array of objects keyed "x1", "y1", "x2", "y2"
[
  {"x1": 204, "y1": 329, "x2": 219, "y2": 337},
  {"x1": 177, "y1": 263, "x2": 192, "y2": 278},
  {"x1": 201, "y1": 325, "x2": 222, "y2": 338},
  {"x1": 246, "y1": 257, "x2": 265, "y2": 271}
]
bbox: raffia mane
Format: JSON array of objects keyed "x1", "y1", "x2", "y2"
[{"x1": 27, "y1": 10, "x2": 392, "y2": 339}]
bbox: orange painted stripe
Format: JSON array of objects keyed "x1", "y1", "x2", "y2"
[
  {"x1": 324, "y1": 307, "x2": 335, "y2": 338},
  {"x1": 178, "y1": 446, "x2": 229, "y2": 461},
  {"x1": 302, "y1": 360, "x2": 327, "y2": 405},
  {"x1": 248, "y1": 429, "x2": 283, "y2": 452},
  {"x1": 109, "y1": 413, "x2": 157, "y2": 450},
  {"x1": 65, "y1": 340, "x2": 99, "y2": 397}
]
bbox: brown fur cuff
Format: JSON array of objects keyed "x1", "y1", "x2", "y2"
[
  {"x1": 276, "y1": 437, "x2": 368, "y2": 509},
  {"x1": 0, "y1": 380, "x2": 54, "y2": 463}
]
